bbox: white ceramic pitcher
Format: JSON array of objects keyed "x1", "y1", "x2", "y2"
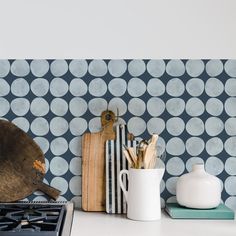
[{"x1": 119, "y1": 166, "x2": 165, "y2": 221}]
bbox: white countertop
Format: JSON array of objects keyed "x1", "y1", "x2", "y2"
[{"x1": 71, "y1": 210, "x2": 236, "y2": 236}]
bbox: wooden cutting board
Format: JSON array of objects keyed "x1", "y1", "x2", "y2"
[{"x1": 82, "y1": 110, "x2": 133, "y2": 211}]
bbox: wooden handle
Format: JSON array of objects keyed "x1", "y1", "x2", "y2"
[{"x1": 37, "y1": 182, "x2": 61, "y2": 200}]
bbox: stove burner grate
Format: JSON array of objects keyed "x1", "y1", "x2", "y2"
[{"x1": 0, "y1": 204, "x2": 66, "y2": 236}]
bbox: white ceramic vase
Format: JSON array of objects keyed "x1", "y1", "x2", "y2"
[{"x1": 176, "y1": 164, "x2": 221, "y2": 209}]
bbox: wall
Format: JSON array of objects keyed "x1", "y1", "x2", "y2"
[
  {"x1": 0, "y1": 59, "x2": 236, "y2": 210},
  {"x1": 0, "y1": 0, "x2": 236, "y2": 58}
]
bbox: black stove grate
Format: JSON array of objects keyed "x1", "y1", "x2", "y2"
[{"x1": 0, "y1": 203, "x2": 66, "y2": 236}]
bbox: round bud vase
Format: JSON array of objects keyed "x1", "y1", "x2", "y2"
[{"x1": 176, "y1": 164, "x2": 221, "y2": 209}]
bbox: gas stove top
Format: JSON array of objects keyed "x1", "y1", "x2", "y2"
[{"x1": 0, "y1": 201, "x2": 74, "y2": 236}]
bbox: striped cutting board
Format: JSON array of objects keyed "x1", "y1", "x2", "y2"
[{"x1": 105, "y1": 124, "x2": 137, "y2": 214}]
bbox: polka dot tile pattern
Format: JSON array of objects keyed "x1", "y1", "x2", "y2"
[{"x1": 0, "y1": 59, "x2": 234, "y2": 209}]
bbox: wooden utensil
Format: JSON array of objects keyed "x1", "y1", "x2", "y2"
[{"x1": 0, "y1": 120, "x2": 61, "y2": 202}]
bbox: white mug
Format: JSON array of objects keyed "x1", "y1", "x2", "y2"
[{"x1": 119, "y1": 167, "x2": 165, "y2": 221}]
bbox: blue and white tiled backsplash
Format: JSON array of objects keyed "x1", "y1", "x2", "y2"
[{"x1": 0, "y1": 59, "x2": 236, "y2": 210}]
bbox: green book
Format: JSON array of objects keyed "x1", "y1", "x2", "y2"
[{"x1": 165, "y1": 203, "x2": 235, "y2": 219}]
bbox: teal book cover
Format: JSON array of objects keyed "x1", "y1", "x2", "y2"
[{"x1": 165, "y1": 203, "x2": 235, "y2": 220}]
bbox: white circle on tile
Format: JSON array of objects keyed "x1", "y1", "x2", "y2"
[
  {"x1": 186, "y1": 157, "x2": 204, "y2": 172},
  {"x1": 108, "y1": 78, "x2": 127, "y2": 97},
  {"x1": 225, "y1": 197, "x2": 236, "y2": 211},
  {"x1": 225, "y1": 157, "x2": 236, "y2": 175},
  {"x1": 147, "y1": 97, "x2": 165, "y2": 116},
  {"x1": 89, "y1": 78, "x2": 107, "y2": 97},
  {"x1": 30, "y1": 78, "x2": 49, "y2": 96},
  {"x1": 11, "y1": 60, "x2": 30, "y2": 76},
  {"x1": 34, "y1": 137, "x2": 50, "y2": 154},
  {"x1": 88, "y1": 98, "x2": 107, "y2": 116},
  {"x1": 166, "y1": 157, "x2": 185, "y2": 176},
  {"x1": 206, "y1": 137, "x2": 223, "y2": 156},
  {"x1": 88, "y1": 117, "x2": 101, "y2": 132},
  {"x1": 69, "y1": 78, "x2": 88, "y2": 96},
  {"x1": 50, "y1": 78, "x2": 68, "y2": 97},
  {"x1": 225, "y1": 118, "x2": 236, "y2": 136},
  {"x1": 30, "y1": 60, "x2": 49, "y2": 77},
  {"x1": 30, "y1": 98, "x2": 49, "y2": 116},
  {"x1": 0, "y1": 79, "x2": 10, "y2": 96},
  {"x1": 205, "y1": 78, "x2": 224, "y2": 97},
  {"x1": 166, "y1": 117, "x2": 185, "y2": 136},
  {"x1": 186, "y1": 98, "x2": 204, "y2": 116},
  {"x1": 166, "y1": 137, "x2": 185, "y2": 155},
  {"x1": 12, "y1": 117, "x2": 30, "y2": 132},
  {"x1": 51, "y1": 177, "x2": 68, "y2": 195},
  {"x1": 45, "y1": 159, "x2": 49, "y2": 173},
  {"x1": 166, "y1": 78, "x2": 185, "y2": 97},
  {"x1": 69, "y1": 97, "x2": 87, "y2": 116},
  {"x1": 186, "y1": 60, "x2": 204, "y2": 77},
  {"x1": 69, "y1": 59, "x2": 88, "y2": 77},
  {"x1": 31, "y1": 118, "x2": 49, "y2": 136},
  {"x1": 186, "y1": 117, "x2": 204, "y2": 136},
  {"x1": 127, "y1": 78, "x2": 146, "y2": 97},
  {"x1": 205, "y1": 117, "x2": 224, "y2": 136},
  {"x1": 166, "y1": 98, "x2": 185, "y2": 116},
  {"x1": 69, "y1": 176, "x2": 82, "y2": 195},
  {"x1": 160, "y1": 179, "x2": 165, "y2": 193},
  {"x1": 33, "y1": 196, "x2": 48, "y2": 201},
  {"x1": 50, "y1": 117, "x2": 68, "y2": 136},
  {"x1": 225, "y1": 137, "x2": 236, "y2": 156},
  {"x1": 128, "y1": 98, "x2": 146, "y2": 116},
  {"x1": 166, "y1": 60, "x2": 185, "y2": 77},
  {"x1": 71, "y1": 196, "x2": 82, "y2": 209},
  {"x1": 167, "y1": 196, "x2": 177, "y2": 203},
  {"x1": 225, "y1": 78, "x2": 236, "y2": 96},
  {"x1": 166, "y1": 177, "x2": 178, "y2": 194},
  {"x1": 147, "y1": 78, "x2": 165, "y2": 96},
  {"x1": 186, "y1": 78, "x2": 204, "y2": 97},
  {"x1": 128, "y1": 60, "x2": 145, "y2": 76},
  {"x1": 147, "y1": 60, "x2": 165, "y2": 77},
  {"x1": 0, "y1": 98, "x2": 10, "y2": 116},
  {"x1": 225, "y1": 97, "x2": 236, "y2": 116},
  {"x1": 70, "y1": 157, "x2": 82, "y2": 175},
  {"x1": 50, "y1": 137, "x2": 68, "y2": 155},
  {"x1": 70, "y1": 118, "x2": 87, "y2": 136},
  {"x1": 50, "y1": 156, "x2": 68, "y2": 176},
  {"x1": 11, "y1": 78, "x2": 29, "y2": 97},
  {"x1": 108, "y1": 60, "x2": 127, "y2": 77},
  {"x1": 88, "y1": 60, "x2": 107, "y2": 76},
  {"x1": 108, "y1": 98, "x2": 127, "y2": 116},
  {"x1": 11, "y1": 98, "x2": 30, "y2": 116},
  {"x1": 50, "y1": 59, "x2": 68, "y2": 76},
  {"x1": 0, "y1": 60, "x2": 10, "y2": 77},
  {"x1": 225, "y1": 176, "x2": 236, "y2": 195},
  {"x1": 127, "y1": 117, "x2": 146, "y2": 136},
  {"x1": 186, "y1": 137, "x2": 205, "y2": 156},
  {"x1": 69, "y1": 137, "x2": 82, "y2": 156},
  {"x1": 205, "y1": 157, "x2": 224, "y2": 176},
  {"x1": 206, "y1": 98, "x2": 223, "y2": 116},
  {"x1": 206, "y1": 60, "x2": 223, "y2": 77},
  {"x1": 157, "y1": 136, "x2": 166, "y2": 156},
  {"x1": 224, "y1": 60, "x2": 236, "y2": 77},
  {"x1": 147, "y1": 118, "x2": 165, "y2": 134},
  {"x1": 50, "y1": 98, "x2": 68, "y2": 116}
]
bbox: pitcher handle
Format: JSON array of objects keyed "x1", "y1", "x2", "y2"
[{"x1": 119, "y1": 169, "x2": 129, "y2": 202}]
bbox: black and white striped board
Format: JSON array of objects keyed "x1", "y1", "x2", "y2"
[{"x1": 105, "y1": 124, "x2": 137, "y2": 214}]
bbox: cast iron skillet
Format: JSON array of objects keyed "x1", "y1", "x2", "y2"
[{"x1": 0, "y1": 120, "x2": 60, "y2": 202}]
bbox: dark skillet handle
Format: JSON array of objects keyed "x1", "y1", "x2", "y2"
[{"x1": 36, "y1": 182, "x2": 61, "y2": 200}]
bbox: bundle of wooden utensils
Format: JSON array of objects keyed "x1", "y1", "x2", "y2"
[{"x1": 123, "y1": 134, "x2": 159, "y2": 169}]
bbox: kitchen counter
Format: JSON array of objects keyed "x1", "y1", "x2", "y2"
[{"x1": 71, "y1": 210, "x2": 236, "y2": 236}]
